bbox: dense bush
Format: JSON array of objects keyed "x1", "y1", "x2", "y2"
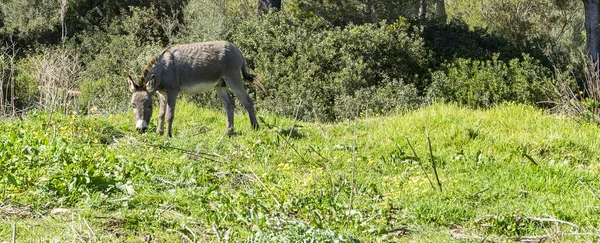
[
  {"x1": 0, "y1": 0, "x2": 185, "y2": 48},
  {"x1": 0, "y1": 0, "x2": 573, "y2": 119},
  {"x1": 420, "y1": 20, "x2": 549, "y2": 68},
  {"x1": 427, "y1": 54, "x2": 553, "y2": 108},
  {"x1": 292, "y1": 0, "x2": 420, "y2": 26},
  {"x1": 177, "y1": 0, "x2": 227, "y2": 43},
  {"x1": 76, "y1": 7, "x2": 164, "y2": 112},
  {"x1": 230, "y1": 13, "x2": 428, "y2": 121},
  {"x1": 0, "y1": 0, "x2": 61, "y2": 42},
  {"x1": 334, "y1": 79, "x2": 420, "y2": 118}
]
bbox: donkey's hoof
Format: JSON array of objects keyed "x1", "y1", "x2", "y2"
[{"x1": 226, "y1": 129, "x2": 236, "y2": 136}]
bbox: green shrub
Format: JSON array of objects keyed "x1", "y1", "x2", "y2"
[
  {"x1": 427, "y1": 54, "x2": 553, "y2": 108},
  {"x1": 229, "y1": 12, "x2": 428, "y2": 121},
  {"x1": 176, "y1": 0, "x2": 227, "y2": 43},
  {"x1": 0, "y1": 0, "x2": 61, "y2": 42},
  {"x1": 334, "y1": 79, "x2": 420, "y2": 119},
  {"x1": 0, "y1": 111, "x2": 123, "y2": 204},
  {"x1": 292, "y1": 0, "x2": 420, "y2": 26},
  {"x1": 76, "y1": 7, "x2": 164, "y2": 113},
  {"x1": 14, "y1": 58, "x2": 38, "y2": 106},
  {"x1": 420, "y1": 20, "x2": 549, "y2": 69}
]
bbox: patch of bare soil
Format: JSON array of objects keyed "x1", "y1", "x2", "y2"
[{"x1": 0, "y1": 205, "x2": 35, "y2": 219}]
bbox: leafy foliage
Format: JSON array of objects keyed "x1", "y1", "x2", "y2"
[
  {"x1": 230, "y1": 13, "x2": 427, "y2": 121},
  {"x1": 292, "y1": 0, "x2": 420, "y2": 26},
  {"x1": 0, "y1": 0, "x2": 61, "y2": 42},
  {"x1": 446, "y1": 0, "x2": 583, "y2": 65},
  {"x1": 177, "y1": 0, "x2": 227, "y2": 43},
  {"x1": 0, "y1": 0, "x2": 573, "y2": 117},
  {"x1": 75, "y1": 6, "x2": 165, "y2": 112},
  {"x1": 428, "y1": 54, "x2": 553, "y2": 108},
  {"x1": 0, "y1": 110, "x2": 123, "y2": 204},
  {"x1": 420, "y1": 20, "x2": 549, "y2": 68}
]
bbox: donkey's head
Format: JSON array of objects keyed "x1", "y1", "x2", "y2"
[{"x1": 127, "y1": 75, "x2": 156, "y2": 133}]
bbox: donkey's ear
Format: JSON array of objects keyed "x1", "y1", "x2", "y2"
[
  {"x1": 127, "y1": 75, "x2": 139, "y2": 93},
  {"x1": 145, "y1": 74, "x2": 156, "y2": 92}
]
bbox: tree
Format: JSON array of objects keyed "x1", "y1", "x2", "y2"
[
  {"x1": 583, "y1": 0, "x2": 599, "y2": 67},
  {"x1": 582, "y1": 0, "x2": 600, "y2": 97},
  {"x1": 258, "y1": 0, "x2": 281, "y2": 12},
  {"x1": 419, "y1": 0, "x2": 427, "y2": 21},
  {"x1": 420, "y1": 0, "x2": 446, "y2": 23},
  {"x1": 436, "y1": 0, "x2": 446, "y2": 22}
]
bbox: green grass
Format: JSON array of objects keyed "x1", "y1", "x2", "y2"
[{"x1": 1, "y1": 100, "x2": 600, "y2": 242}]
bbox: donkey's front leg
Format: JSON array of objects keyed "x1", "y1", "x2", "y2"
[
  {"x1": 157, "y1": 93, "x2": 167, "y2": 135},
  {"x1": 165, "y1": 92, "x2": 177, "y2": 137}
]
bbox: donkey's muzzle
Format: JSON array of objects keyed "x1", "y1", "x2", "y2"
[
  {"x1": 136, "y1": 120, "x2": 148, "y2": 134},
  {"x1": 136, "y1": 127, "x2": 147, "y2": 133}
]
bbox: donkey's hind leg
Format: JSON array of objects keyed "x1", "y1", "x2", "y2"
[
  {"x1": 165, "y1": 91, "x2": 177, "y2": 137},
  {"x1": 216, "y1": 84, "x2": 235, "y2": 135},
  {"x1": 223, "y1": 74, "x2": 259, "y2": 130}
]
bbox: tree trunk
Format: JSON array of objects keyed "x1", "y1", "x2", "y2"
[
  {"x1": 258, "y1": 0, "x2": 281, "y2": 12},
  {"x1": 419, "y1": 0, "x2": 427, "y2": 21},
  {"x1": 272, "y1": 0, "x2": 281, "y2": 10},
  {"x1": 366, "y1": 0, "x2": 377, "y2": 22},
  {"x1": 584, "y1": 0, "x2": 600, "y2": 65},
  {"x1": 436, "y1": 0, "x2": 446, "y2": 22},
  {"x1": 584, "y1": 0, "x2": 600, "y2": 95}
]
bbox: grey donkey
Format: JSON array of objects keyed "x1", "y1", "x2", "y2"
[{"x1": 127, "y1": 41, "x2": 265, "y2": 137}]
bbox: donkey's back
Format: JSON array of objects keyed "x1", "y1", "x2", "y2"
[
  {"x1": 161, "y1": 41, "x2": 249, "y2": 93},
  {"x1": 128, "y1": 41, "x2": 264, "y2": 137}
]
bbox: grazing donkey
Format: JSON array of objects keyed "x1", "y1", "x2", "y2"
[{"x1": 127, "y1": 41, "x2": 265, "y2": 137}]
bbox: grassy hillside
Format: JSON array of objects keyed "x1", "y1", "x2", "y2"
[{"x1": 1, "y1": 101, "x2": 600, "y2": 242}]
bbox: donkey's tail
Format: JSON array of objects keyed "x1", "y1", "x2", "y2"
[{"x1": 242, "y1": 60, "x2": 265, "y2": 92}]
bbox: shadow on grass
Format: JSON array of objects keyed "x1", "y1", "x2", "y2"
[{"x1": 279, "y1": 126, "x2": 305, "y2": 139}]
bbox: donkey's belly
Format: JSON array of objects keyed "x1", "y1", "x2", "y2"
[{"x1": 180, "y1": 81, "x2": 218, "y2": 94}]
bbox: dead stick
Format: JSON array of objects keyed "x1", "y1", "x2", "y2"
[
  {"x1": 522, "y1": 152, "x2": 539, "y2": 167},
  {"x1": 11, "y1": 222, "x2": 16, "y2": 243},
  {"x1": 212, "y1": 222, "x2": 221, "y2": 242},
  {"x1": 183, "y1": 223, "x2": 196, "y2": 242},
  {"x1": 478, "y1": 235, "x2": 488, "y2": 243},
  {"x1": 146, "y1": 144, "x2": 222, "y2": 163},
  {"x1": 405, "y1": 137, "x2": 435, "y2": 190},
  {"x1": 308, "y1": 144, "x2": 330, "y2": 162},
  {"x1": 83, "y1": 217, "x2": 97, "y2": 241},
  {"x1": 508, "y1": 235, "x2": 548, "y2": 241},
  {"x1": 177, "y1": 231, "x2": 192, "y2": 242},
  {"x1": 583, "y1": 180, "x2": 600, "y2": 200},
  {"x1": 470, "y1": 188, "x2": 489, "y2": 198},
  {"x1": 527, "y1": 217, "x2": 580, "y2": 229},
  {"x1": 249, "y1": 167, "x2": 281, "y2": 207},
  {"x1": 508, "y1": 232, "x2": 600, "y2": 241},
  {"x1": 147, "y1": 144, "x2": 220, "y2": 157},
  {"x1": 312, "y1": 106, "x2": 329, "y2": 139},
  {"x1": 285, "y1": 99, "x2": 303, "y2": 146},
  {"x1": 424, "y1": 114, "x2": 442, "y2": 192},
  {"x1": 346, "y1": 115, "x2": 358, "y2": 229},
  {"x1": 276, "y1": 133, "x2": 308, "y2": 164}
]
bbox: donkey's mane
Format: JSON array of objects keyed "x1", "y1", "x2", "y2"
[{"x1": 137, "y1": 46, "x2": 173, "y2": 85}]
